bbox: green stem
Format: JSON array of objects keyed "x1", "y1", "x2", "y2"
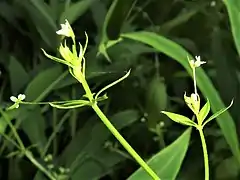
[
  {"x1": 193, "y1": 67, "x2": 197, "y2": 95},
  {"x1": 25, "y1": 151, "x2": 56, "y2": 180},
  {"x1": 92, "y1": 103, "x2": 160, "y2": 180},
  {"x1": 80, "y1": 78, "x2": 160, "y2": 179},
  {"x1": 198, "y1": 127, "x2": 209, "y2": 180}
]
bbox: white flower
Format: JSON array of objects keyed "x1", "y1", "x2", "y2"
[
  {"x1": 189, "y1": 56, "x2": 206, "y2": 69},
  {"x1": 10, "y1": 94, "x2": 26, "y2": 108},
  {"x1": 56, "y1": 19, "x2": 74, "y2": 38},
  {"x1": 194, "y1": 56, "x2": 206, "y2": 67}
]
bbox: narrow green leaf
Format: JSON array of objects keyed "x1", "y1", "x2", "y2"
[
  {"x1": 60, "y1": 0, "x2": 96, "y2": 24},
  {"x1": 24, "y1": 65, "x2": 63, "y2": 101},
  {"x1": 18, "y1": 1, "x2": 57, "y2": 49},
  {"x1": 97, "y1": 0, "x2": 118, "y2": 62},
  {"x1": 203, "y1": 100, "x2": 234, "y2": 127},
  {"x1": 21, "y1": 107, "x2": 47, "y2": 151},
  {"x1": 128, "y1": 128, "x2": 192, "y2": 180},
  {"x1": 49, "y1": 100, "x2": 90, "y2": 109},
  {"x1": 95, "y1": 70, "x2": 131, "y2": 99},
  {"x1": 223, "y1": 0, "x2": 240, "y2": 56},
  {"x1": 119, "y1": 31, "x2": 240, "y2": 164},
  {"x1": 41, "y1": 49, "x2": 74, "y2": 68},
  {"x1": 28, "y1": 0, "x2": 56, "y2": 29},
  {"x1": 90, "y1": 0, "x2": 106, "y2": 32},
  {"x1": 161, "y1": 111, "x2": 196, "y2": 127},
  {"x1": 161, "y1": 6, "x2": 204, "y2": 33},
  {"x1": 198, "y1": 99, "x2": 210, "y2": 125}
]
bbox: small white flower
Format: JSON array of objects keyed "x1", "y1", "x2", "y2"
[
  {"x1": 56, "y1": 19, "x2": 74, "y2": 38},
  {"x1": 10, "y1": 94, "x2": 26, "y2": 108},
  {"x1": 194, "y1": 56, "x2": 206, "y2": 67},
  {"x1": 189, "y1": 55, "x2": 206, "y2": 69}
]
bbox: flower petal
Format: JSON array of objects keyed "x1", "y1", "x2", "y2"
[
  {"x1": 195, "y1": 56, "x2": 201, "y2": 61},
  {"x1": 18, "y1": 94, "x2": 26, "y2": 100},
  {"x1": 10, "y1": 96, "x2": 17, "y2": 102}
]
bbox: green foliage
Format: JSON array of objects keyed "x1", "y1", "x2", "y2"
[
  {"x1": 128, "y1": 128, "x2": 192, "y2": 180},
  {"x1": 1, "y1": 0, "x2": 240, "y2": 179},
  {"x1": 119, "y1": 31, "x2": 240, "y2": 164}
]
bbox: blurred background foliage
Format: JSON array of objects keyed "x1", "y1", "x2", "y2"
[{"x1": 0, "y1": 0, "x2": 240, "y2": 179}]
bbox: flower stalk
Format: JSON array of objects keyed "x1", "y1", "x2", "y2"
[
  {"x1": 162, "y1": 55, "x2": 233, "y2": 180},
  {"x1": 41, "y1": 19, "x2": 160, "y2": 180}
]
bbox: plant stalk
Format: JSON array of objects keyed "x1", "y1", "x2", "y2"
[
  {"x1": 80, "y1": 79, "x2": 160, "y2": 180},
  {"x1": 92, "y1": 103, "x2": 160, "y2": 180},
  {"x1": 198, "y1": 127, "x2": 209, "y2": 180}
]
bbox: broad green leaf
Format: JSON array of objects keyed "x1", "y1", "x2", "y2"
[
  {"x1": 21, "y1": 107, "x2": 47, "y2": 151},
  {"x1": 128, "y1": 128, "x2": 192, "y2": 180},
  {"x1": 8, "y1": 56, "x2": 29, "y2": 95},
  {"x1": 203, "y1": 100, "x2": 234, "y2": 127},
  {"x1": 161, "y1": 111, "x2": 196, "y2": 127},
  {"x1": 59, "y1": 0, "x2": 96, "y2": 24},
  {"x1": 223, "y1": 0, "x2": 240, "y2": 56},
  {"x1": 24, "y1": 65, "x2": 63, "y2": 101},
  {"x1": 198, "y1": 99, "x2": 210, "y2": 125},
  {"x1": 120, "y1": 31, "x2": 240, "y2": 164}
]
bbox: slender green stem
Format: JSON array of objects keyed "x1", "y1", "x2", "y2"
[
  {"x1": 25, "y1": 151, "x2": 56, "y2": 180},
  {"x1": 92, "y1": 103, "x2": 160, "y2": 180},
  {"x1": 193, "y1": 67, "x2": 197, "y2": 95},
  {"x1": 79, "y1": 78, "x2": 160, "y2": 179},
  {"x1": 0, "y1": 109, "x2": 55, "y2": 179},
  {"x1": 70, "y1": 87, "x2": 77, "y2": 138},
  {"x1": 198, "y1": 127, "x2": 209, "y2": 180},
  {"x1": 42, "y1": 111, "x2": 71, "y2": 156},
  {"x1": 0, "y1": 108, "x2": 25, "y2": 150},
  {"x1": 52, "y1": 108, "x2": 57, "y2": 156}
]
